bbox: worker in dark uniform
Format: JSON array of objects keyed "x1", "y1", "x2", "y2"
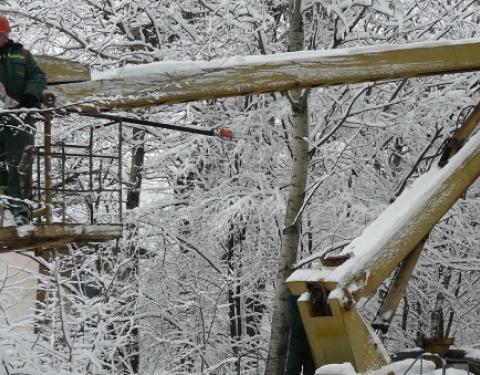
[
  {"x1": 0, "y1": 14, "x2": 46, "y2": 223},
  {"x1": 285, "y1": 292, "x2": 316, "y2": 375}
]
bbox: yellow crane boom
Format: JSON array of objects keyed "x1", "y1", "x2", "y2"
[{"x1": 41, "y1": 38, "x2": 480, "y2": 112}]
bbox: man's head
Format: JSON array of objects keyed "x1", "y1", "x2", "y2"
[{"x1": 0, "y1": 15, "x2": 10, "y2": 47}]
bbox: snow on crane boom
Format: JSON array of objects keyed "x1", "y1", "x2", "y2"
[{"x1": 42, "y1": 38, "x2": 480, "y2": 113}]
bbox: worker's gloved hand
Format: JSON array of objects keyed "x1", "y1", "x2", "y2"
[{"x1": 18, "y1": 94, "x2": 40, "y2": 108}]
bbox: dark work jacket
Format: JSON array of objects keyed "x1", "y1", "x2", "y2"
[{"x1": 0, "y1": 40, "x2": 46, "y2": 106}]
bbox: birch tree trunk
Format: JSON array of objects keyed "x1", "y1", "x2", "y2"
[
  {"x1": 115, "y1": 127, "x2": 145, "y2": 374},
  {"x1": 265, "y1": 1, "x2": 309, "y2": 373},
  {"x1": 430, "y1": 265, "x2": 452, "y2": 338}
]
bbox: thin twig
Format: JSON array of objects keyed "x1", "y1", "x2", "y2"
[{"x1": 394, "y1": 126, "x2": 443, "y2": 198}]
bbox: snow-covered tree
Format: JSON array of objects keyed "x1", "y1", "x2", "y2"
[{"x1": 0, "y1": 1, "x2": 478, "y2": 374}]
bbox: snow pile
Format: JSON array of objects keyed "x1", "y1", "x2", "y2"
[
  {"x1": 463, "y1": 347, "x2": 480, "y2": 360},
  {"x1": 0, "y1": 208, "x2": 16, "y2": 228},
  {"x1": 16, "y1": 224, "x2": 36, "y2": 237},
  {"x1": 286, "y1": 268, "x2": 331, "y2": 283},
  {"x1": 315, "y1": 359, "x2": 469, "y2": 375},
  {"x1": 316, "y1": 363, "x2": 357, "y2": 375},
  {"x1": 92, "y1": 60, "x2": 201, "y2": 80}
]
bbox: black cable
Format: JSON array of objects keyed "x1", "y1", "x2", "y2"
[
  {"x1": 79, "y1": 113, "x2": 217, "y2": 137},
  {"x1": 0, "y1": 107, "x2": 228, "y2": 137}
]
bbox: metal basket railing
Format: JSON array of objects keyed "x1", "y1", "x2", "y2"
[{"x1": 30, "y1": 106, "x2": 123, "y2": 225}]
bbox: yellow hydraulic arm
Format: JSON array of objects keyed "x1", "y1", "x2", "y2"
[
  {"x1": 286, "y1": 108, "x2": 480, "y2": 372},
  {"x1": 373, "y1": 104, "x2": 480, "y2": 335},
  {"x1": 39, "y1": 38, "x2": 480, "y2": 113}
]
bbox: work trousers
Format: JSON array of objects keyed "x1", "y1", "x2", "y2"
[
  {"x1": 0, "y1": 125, "x2": 33, "y2": 199},
  {"x1": 285, "y1": 327, "x2": 316, "y2": 375},
  {"x1": 285, "y1": 293, "x2": 316, "y2": 375}
]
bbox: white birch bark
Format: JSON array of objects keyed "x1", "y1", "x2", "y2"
[{"x1": 265, "y1": 0, "x2": 309, "y2": 373}]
